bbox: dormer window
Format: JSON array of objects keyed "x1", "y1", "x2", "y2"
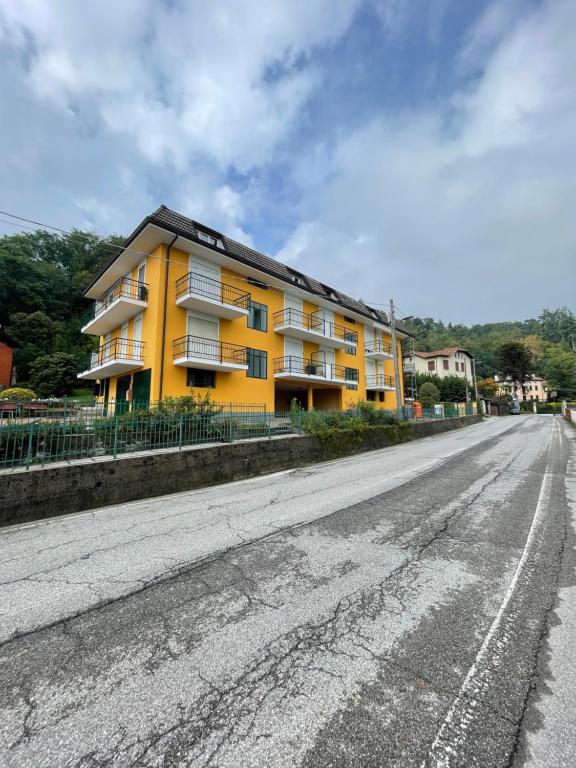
[
  {"x1": 197, "y1": 231, "x2": 224, "y2": 249},
  {"x1": 321, "y1": 283, "x2": 338, "y2": 299},
  {"x1": 288, "y1": 270, "x2": 306, "y2": 287}
]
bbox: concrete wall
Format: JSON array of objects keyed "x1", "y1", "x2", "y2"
[{"x1": 0, "y1": 415, "x2": 481, "y2": 527}]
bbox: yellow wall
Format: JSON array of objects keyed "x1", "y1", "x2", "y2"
[{"x1": 88, "y1": 243, "x2": 406, "y2": 411}]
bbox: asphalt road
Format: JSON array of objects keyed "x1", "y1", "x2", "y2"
[{"x1": 0, "y1": 415, "x2": 573, "y2": 767}]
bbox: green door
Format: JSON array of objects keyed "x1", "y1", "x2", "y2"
[
  {"x1": 115, "y1": 374, "x2": 131, "y2": 415},
  {"x1": 132, "y1": 369, "x2": 151, "y2": 409}
]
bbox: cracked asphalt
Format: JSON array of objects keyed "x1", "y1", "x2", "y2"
[{"x1": 0, "y1": 414, "x2": 573, "y2": 767}]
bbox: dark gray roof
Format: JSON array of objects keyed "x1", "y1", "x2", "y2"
[{"x1": 91, "y1": 204, "x2": 411, "y2": 334}]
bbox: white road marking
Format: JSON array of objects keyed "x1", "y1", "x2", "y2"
[{"x1": 422, "y1": 418, "x2": 558, "y2": 767}]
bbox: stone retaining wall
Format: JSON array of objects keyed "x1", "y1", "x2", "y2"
[{"x1": 0, "y1": 415, "x2": 482, "y2": 527}]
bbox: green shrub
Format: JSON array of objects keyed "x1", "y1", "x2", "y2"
[
  {"x1": 0, "y1": 387, "x2": 37, "y2": 400},
  {"x1": 351, "y1": 400, "x2": 399, "y2": 425},
  {"x1": 419, "y1": 382, "x2": 440, "y2": 406}
]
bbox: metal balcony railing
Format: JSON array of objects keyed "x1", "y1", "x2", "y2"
[
  {"x1": 273, "y1": 308, "x2": 358, "y2": 345},
  {"x1": 274, "y1": 356, "x2": 358, "y2": 382},
  {"x1": 83, "y1": 277, "x2": 149, "y2": 325},
  {"x1": 87, "y1": 338, "x2": 145, "y2": 370},
  {"x1": 175, "y1": 271, "x2": 250, "y2": 310},
  {"x1": 366, "y1": 373, "x2": 395, "y2": 389},
  {"x1": 365, "y1": 339, "x2": 392, "y2": 356},
  {"x1": 173, "y1": 335, "x2": 248, "y2": 366}
]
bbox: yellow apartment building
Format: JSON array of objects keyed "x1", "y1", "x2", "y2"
[{"x1": 78, "y1": 206, "x2": 409, "y2": 411}]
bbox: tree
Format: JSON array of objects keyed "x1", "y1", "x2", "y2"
[
  {"x1": 0, "y1": 228, "x2": 123, "y2": 385},
  {"x1": 419, "y1": 382, "x2": 440, "y2": 406},
  {"x1": 437, "y1": 375, "x2": 468, "y2": 403},
  {"x1": 477, "y1": 378, "x2": 498, "y2": 398},
  {"x1": 522, "y1": 335, "x2": 545, "y2": 364},
  {"x1": 539, "y1": 345, "x2": 576, "y2": 400},
  {"x1": 414, "y1": 372, "x2": 467, "y2": 402},
  {"x1": 497, "y1": 341, "x2": 533, "y2": 396},
  {"x1": 539, "y1": 307, "x2": 576, "y2": 345},
  {"x1": 29, "y1": 353, "x2": 84, "y2": 397}
]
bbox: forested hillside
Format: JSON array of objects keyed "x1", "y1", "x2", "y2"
[
  {"x1": 1, "y1": 228, "x2": 575, "y2": 398},
  {"x1": 403, "y1": 310, "x2": 576, "y2": 398},
  {"x1": 0, "y1": 229, "x2": 123, "y2": 395}
]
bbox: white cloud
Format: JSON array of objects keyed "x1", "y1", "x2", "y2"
[
  {"x1": 0, "y1": 0, "x2": 360, "y2": 171},
  {"x1": 277, "y1": 0, "x2": 576, "y2": 321},
  {"x1": 1, "y1": 0, "x2": 574, "y2": 323}
]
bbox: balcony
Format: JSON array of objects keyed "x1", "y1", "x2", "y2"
[
  {"x1": 274, "y1": 356, "x2": 358, "y2": 387},
  {"x1": 81, "y1": 277, "x2": 148, "y2": 336},
  {"x1": 366, "y1": 373, "x2": 396, "y2": 391},
  {"x1": 77, "y1": 338, "x2": 145, "y2": 380},
  {"x1": 365, "y1": 339, "x2": 393, "y2": 360},
  {"x1": 273, "y1": 309, "x2": 357, "y2": 349},
  {"x1": 173, "y1": 335, "x2": 248, "y2": 372},
  {"x1": 175, "y1": 271, "x2": 250, "y2": 319}
]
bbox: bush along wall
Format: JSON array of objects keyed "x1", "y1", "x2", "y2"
[{"x1": 291, "y1": 401, "x2": 410, "y2": 456}]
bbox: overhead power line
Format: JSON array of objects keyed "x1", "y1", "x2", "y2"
[{"x1": 0, "y1": 208, "x2": 404, "y2": 313}]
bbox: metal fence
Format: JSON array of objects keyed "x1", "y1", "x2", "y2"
[
  {"x1": 175, "y1": 271, "x2": 250, "y2": 310},
  {"x1": 0, "y1": 398, "x2": 476, "y2": 470}
]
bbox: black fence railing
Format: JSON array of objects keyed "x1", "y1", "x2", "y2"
[
  {"x1": 273, "y1": 355, "x2": 358, "y2": 383},
  {"x1": 273, "y1": 308, "x2": 358, "y2": 345},
  {"x1": 86, "y1": 338, "x2": 145, "y2": 370},
  {"x1": 365, "y1": 339, "x2": 392, "y2": 356},
  {"x1": 0, "y1": 398, "x2": 477, "y2": 470},
  {"x1": 366, "y1": 374, "x2": 395, "y2": 389},
  {"x1": 175, "y1": 271, "x2": 250, "y2": 310},
  {"x1": 82, "y1": 277, "x2": 149, "y2": 326},
  {"x1": 173, "y1": 335, "x2": 248, "y2": 366}
]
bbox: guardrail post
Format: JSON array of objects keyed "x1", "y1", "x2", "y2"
[
  {"x1": 113, "y1": 416, "x2": 119, "y2": 458},
  {"x1": 26, "y1": 422, "x2": 34, "y2": 470}
]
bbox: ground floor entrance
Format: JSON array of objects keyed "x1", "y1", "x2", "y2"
[{"x1": 274, "y1": 384, "x2": 344, "y2": 412}]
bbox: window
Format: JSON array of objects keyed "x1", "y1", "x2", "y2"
[
  {"x1": 186, "y1": 368, "x2": 215, "y2": 388},
  {"x1": 197, "y1": 230, "x2": 224, "y2": 249},
  {"x1": 344, "y1": 330, "x2": 356, "y2": 355},
  {"x1": 343, "y1": 316, "x2": 356, "y2": 324},
  {"x1": 247, "y1": 349, "x2": 267, "y2": 379},
  {"x1": 379, "y1": 392, "x2": 385, "y2": 402},
  {"x1": 443, "y1": 359, "x2": 449, "y2": 370},
  {"x1": 345, "y1": 367, "x2": 358, "y2": 390},
  {"x1": 247, "y1": 276, "x2": 268, "y2": 290},
  {"x1": 367, "y1": 390, "x2": 376, "y2": 401},
  {"x1": 428, "y1": 360, "x2": 436, "y2": 371},
  {"x1": 248, "y1": 300, "x2": 268, "y2": 332},
  {"x1": 288, "y1": 270, "x2": 306, "y2": 287}
]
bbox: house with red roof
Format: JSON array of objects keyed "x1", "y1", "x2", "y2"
[{"x1": 403, "y1": 346, "x2": 474, "y2": 385}]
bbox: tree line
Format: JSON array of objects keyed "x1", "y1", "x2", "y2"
[
  {"x1": 0, "y1": 229, "x2": 123, "y2": 396},
  {"x1": 403, "y1": 310, "x2": 576, "y2": 400}
]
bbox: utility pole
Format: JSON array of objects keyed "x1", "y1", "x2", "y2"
[
  {"x1": 390, "y1": 299, "x2": 402, "y2": 413},
  {"x1": 471, "y1": 357, "x2": 479, "y2": 401}
]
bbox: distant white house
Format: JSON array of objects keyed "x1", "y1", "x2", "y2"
[
  {"x1": 403, "y1": 347, "x2": 474, "y2": 386},
  {"x1": 494, "y1": 374, "x2": 549, "y2": 402}
]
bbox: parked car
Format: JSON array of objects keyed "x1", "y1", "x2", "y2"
[{"x1": 510, "y1": 400, "x2": 521, "y2": 415}]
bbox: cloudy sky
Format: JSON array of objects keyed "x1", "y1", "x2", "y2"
[{"x1": 1, "y1": 0, "x2": 574, "y2": 323}]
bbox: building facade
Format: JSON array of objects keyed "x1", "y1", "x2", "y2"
[
  {"x1": 78, "y1": 206, "x2": 408, "y2": 411},
  {"x1": 403, "y1": 347, "x2": 474, "y2": 385},
  {"x1": 0, "y1": 335, "x2": 15, "y2": 391},
  {"x1": 494, "y1": 374, "x2": 549, "y2": 402}
]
